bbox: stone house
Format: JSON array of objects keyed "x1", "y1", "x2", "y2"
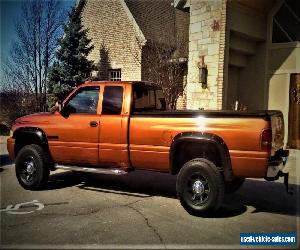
[
  {"x1": 80, "y1": 0, "x2": 189, "y2": 109},
  {"x1": 178, "y1": 0, "x2": 299, "y2": 149},
  {"x1": 80, "y1": 0, "x2": 299, "y2": 148}
]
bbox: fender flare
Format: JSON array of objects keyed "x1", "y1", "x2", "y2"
[
  {"x1": 169, "y1": 132, "x2": 233, "y2": 181},
  {"x1": 13, "y1": 127, "x2": 48, "y2": 152}
]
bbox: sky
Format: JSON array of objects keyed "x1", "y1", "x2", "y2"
[
  {"x1": 0, "y1": 0, "x2": 21, "y2": 59},
  {"x1": 0, "y1": 0, "x2": 75, "y2": 64}
]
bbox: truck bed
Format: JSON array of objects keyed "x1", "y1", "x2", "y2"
[{"x1": 132, "y1": 110, "x2": 282, "y2": 120}]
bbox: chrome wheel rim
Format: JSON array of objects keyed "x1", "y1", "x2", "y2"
[
  {"x1": 20, "y1": 156, "x2": 36, "y2": 183},
  {"x1": 186, "y1": 172, "x2": 210, "y2": 205}
]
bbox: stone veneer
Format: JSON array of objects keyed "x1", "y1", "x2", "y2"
[{"x1": 187, "y1": 0, "x2": 227, "y2": 110}]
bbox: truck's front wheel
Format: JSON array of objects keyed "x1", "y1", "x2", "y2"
[
  {"x1": 176, "y1": 158, "x2": 224, "y2": 216},
  {"x1": 15, "y1": 144, "x2": 50, "y2": 190}
]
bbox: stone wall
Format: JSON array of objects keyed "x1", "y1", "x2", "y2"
[
  {"x1": 186, "y1": 0, "x2": 227, "y2": 110},
  {"x1": 81, "y1": 0, "x2": 143, "y2": 81}
]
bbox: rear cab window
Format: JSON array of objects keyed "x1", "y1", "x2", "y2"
[
  {"x1": 102, "y1": 86, "x2": 124, "y2": 115},
  {"x1": 132, "y1": 83, "x2": 166, "y2": 112}
]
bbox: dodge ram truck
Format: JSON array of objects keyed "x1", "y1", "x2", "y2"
[{"x1": 7, "y1": 81, "x2": 290, "y2": 215}]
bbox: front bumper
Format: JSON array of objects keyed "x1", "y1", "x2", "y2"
[{"x1": 7, "y1": 137, "x2": 15, "y2": 160}]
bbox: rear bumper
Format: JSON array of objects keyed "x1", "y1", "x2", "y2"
[
  {"x1": 266, "y1": 149, "x2": 289, "y2": 178},
  {"x1": 265, "y1": 149, "x2": 293, "y2": 194},
  {"x1": 7, "y1": 137, "x2": 15, "y2": 160}
]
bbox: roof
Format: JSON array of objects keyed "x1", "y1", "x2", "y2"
[
  {"x1": 174, "y1": 0, "x2": 190, "y2": 10},
  {"x1": 83, "y1": 80, "x2": 155, "y2": 86},
  {"x1": 124, "y1": 0, "x2": 176, "y2": 46},
  {"x1": 119, "y1": 0, "x2": 146, "y2": 44}
]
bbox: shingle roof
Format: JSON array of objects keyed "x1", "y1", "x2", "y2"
[{"x1": 124, "y1": 0, "x2": 176, "y2": 46}]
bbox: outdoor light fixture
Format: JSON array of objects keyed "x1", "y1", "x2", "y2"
[{"x1": 198, "y1": 56, "x2": 208, "y2": 89}]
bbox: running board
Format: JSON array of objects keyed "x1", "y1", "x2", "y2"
[{"x1": 55, "y1": 164, "x2": 127, "y2": 175}]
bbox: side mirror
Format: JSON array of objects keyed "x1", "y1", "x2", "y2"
[
  {"x1": 54, "y1": 101, "x2": 62, "y2": 112},
  {"x1": 60, "y1": 104, "x2": 76, "y2": 117}
]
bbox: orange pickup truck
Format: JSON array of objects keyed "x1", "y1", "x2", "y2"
[{"x1": 7, "y1": 81, "x2": 290, "y2": 215}]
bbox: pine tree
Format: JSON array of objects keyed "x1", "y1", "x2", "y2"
[
  {"x1": 47, "y1": 1, "x2": 94, "y2": 109},
  {"x1": 47, "y1": 61, "x2": 73, "y2": 110},
  {"x1": 56, "y1": 4, "x2": 94, "y2": 86}
]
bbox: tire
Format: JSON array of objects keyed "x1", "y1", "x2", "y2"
[
  {"x1": 225, "y1": 177, "x2": 245, "y2": 194},
  {"x1": 176, "y1": 158, "x2": 224, "y2": 216},
  {"x1": 15, "y1": 144, "x2": 50, "y2": 190}
]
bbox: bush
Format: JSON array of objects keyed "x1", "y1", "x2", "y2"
[{"x1": 0, "y1": 124, "x2": 10, "y2": 136}]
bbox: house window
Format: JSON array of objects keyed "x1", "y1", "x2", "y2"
[{"x1": 108, "y1": 69, "x2": 121, "y2": 81}]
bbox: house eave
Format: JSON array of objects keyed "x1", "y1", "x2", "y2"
[
  {"x1": 174, "y1": 0, "x2": 190, "y2": 10},
  {"x1": 119, "y1": 0, "x2": 147, "y2": 45}
]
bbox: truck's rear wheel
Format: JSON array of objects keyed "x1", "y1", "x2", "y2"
[
  {"x1": 176, "y1": 158, "x2": 224, "y2": 216},
  {"x1": 15, "y1": 144, "x2": 50, "y2": 190}
]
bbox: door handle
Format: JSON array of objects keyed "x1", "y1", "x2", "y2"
[{"x1": 90, "y1": 121, "x2": 98, "y2": 127}]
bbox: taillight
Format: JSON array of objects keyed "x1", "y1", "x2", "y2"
[{"x1": 261, "y1": 129, "x2": 272, "y2": 151}]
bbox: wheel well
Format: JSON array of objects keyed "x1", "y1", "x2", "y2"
[
  {"x1": 14, "y1": 132, "x2": 55, "y2": 170},
  {"x1": 171, "y1": 141, "x2": 223, "y2": 175},
  {"x1": 15, "y1": 134, "x2": 46, "y2": 157}
]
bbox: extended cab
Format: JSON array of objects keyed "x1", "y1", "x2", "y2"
[{"x1": 7, "y1": 81, "x2": 290, "y2": 215}]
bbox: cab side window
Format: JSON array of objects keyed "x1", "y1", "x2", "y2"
[
  {"x1": 64, "y1": 87, "x2": 100, "y2": 114},
  {"x1": 132, "y1": 84, "x2": 166, "y2": 112},
  {"x1": 102, "y1": 86, "x2": 124, "y2": 115}
]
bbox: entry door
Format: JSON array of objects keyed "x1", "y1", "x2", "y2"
[
  {"x1": 51, "y1": 86, "x2": 101, "y2": 165},
  {"x1": 98, "y1": 85, "x2": 128, "y2": 168},
  {"x1": 288, "y1": 74, "x2": 300, "y2": 149}
]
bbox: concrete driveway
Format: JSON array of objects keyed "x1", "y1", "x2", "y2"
[{"x1": 0, "y1": 139, "x2": 299, "y2": 249}]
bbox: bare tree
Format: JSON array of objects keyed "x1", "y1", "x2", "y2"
[
  {"x1": 0, "y1": 89, "x2": 38, "y2": 127},
  {"x1": 140, "y1": 40, "x2": 187, "y2": 110},
  {"x1": 126, "y1": 29, "x2": 188, "y2": 110},
  {"x1": 1, "y1": 0, "x2": 66, "y2": 111}
]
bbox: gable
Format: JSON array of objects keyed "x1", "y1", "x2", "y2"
[{"x1": 124, "y1": 0, "x2": 176, "y2": 46}]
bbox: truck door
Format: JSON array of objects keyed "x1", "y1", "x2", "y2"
[
  {"x1": 48, "y1": 86, "x2": 100, "y2": 165},
  {"x1": 98, "y1": 84, "x2": 129, "y2": 168}
]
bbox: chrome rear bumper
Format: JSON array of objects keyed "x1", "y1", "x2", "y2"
[
  {"x1": 265, "y1": 149, "x2": 292, "y2": 194},
  {"x1": 266, "y1": 149, "x2": 289, "y2": 178}
]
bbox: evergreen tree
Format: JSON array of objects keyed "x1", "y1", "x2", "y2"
[
  {"x1": 47, "y1": 1, "x2": 94, "y2": 109},
  {"x1": 47, "y1": 61, "x2": 73, "y2": 110}
]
